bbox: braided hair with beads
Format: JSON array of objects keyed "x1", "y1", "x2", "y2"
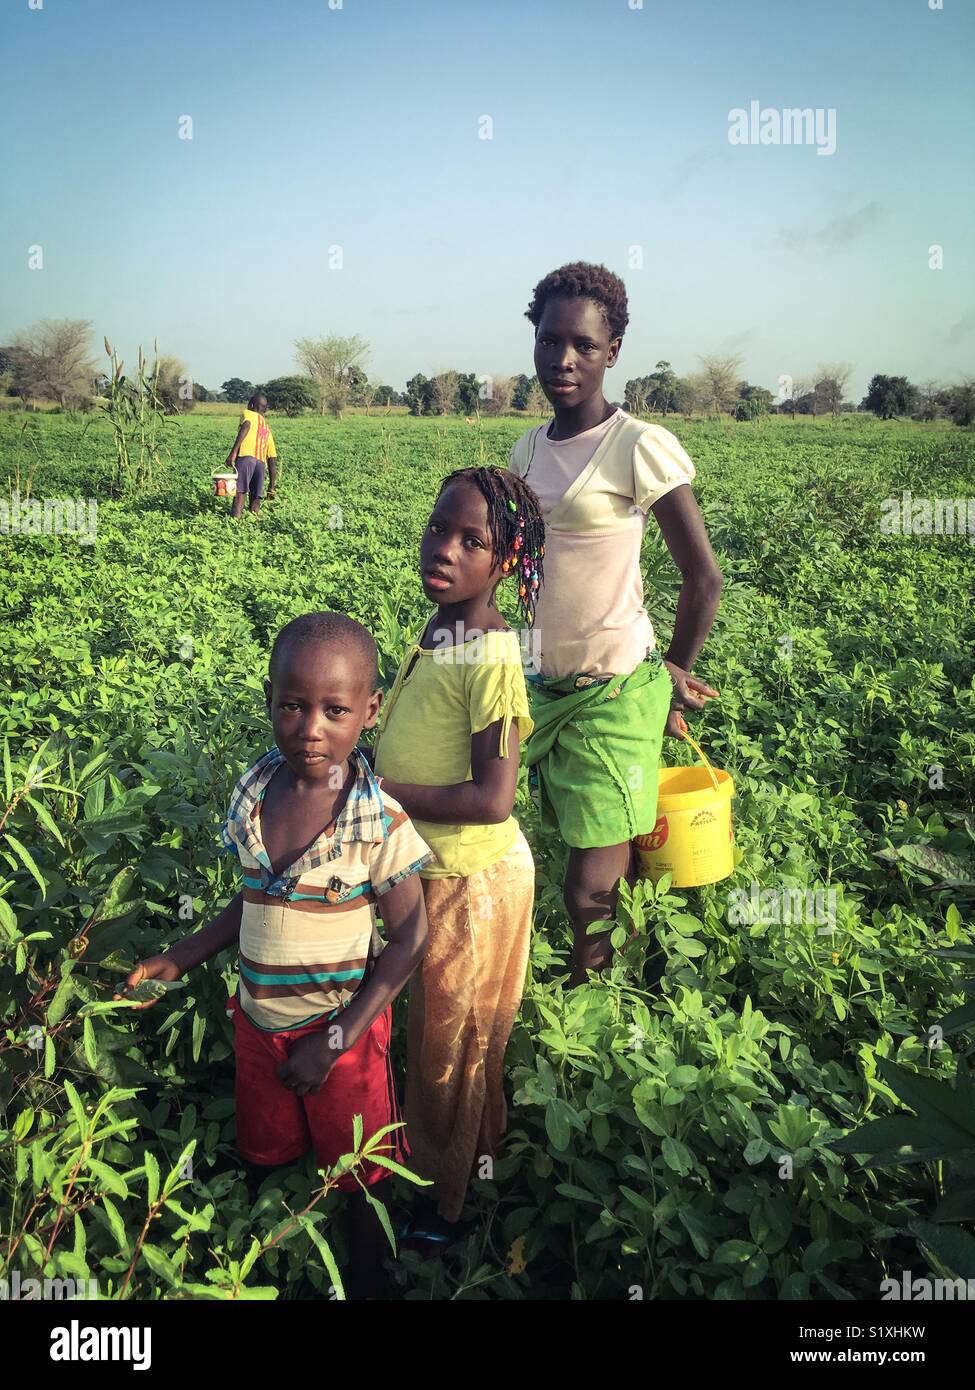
[{"x1": 436, "y1": 466, "x2": 545, "y2": 626}]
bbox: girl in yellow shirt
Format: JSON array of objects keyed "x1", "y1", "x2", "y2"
[{"x1": 374, "y1": 464, "x2": 545, "y2": 1224}]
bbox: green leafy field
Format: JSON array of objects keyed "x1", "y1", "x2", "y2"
[{"x1": 2, "y1": 410, "x2": 974, "y2": 1299}]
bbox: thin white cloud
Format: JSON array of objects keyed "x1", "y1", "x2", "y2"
[
  {"x1": 775, "y1": 201, "x2": 885, "y2": 252},
  {"x1": 665, "y1": 145, "x2": 726, "y2": 193}
]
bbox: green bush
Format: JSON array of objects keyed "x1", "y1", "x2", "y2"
[{"x1": 1, "y1": 413, "x2": 973, "y2": 1299}]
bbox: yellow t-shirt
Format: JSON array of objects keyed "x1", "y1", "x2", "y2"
[
  {"x1": 238, "y1": 409, "x2": 277, "y2": 463},
  {"x1": 374, "y1": 625, "x2": 534, "y2": 878}
]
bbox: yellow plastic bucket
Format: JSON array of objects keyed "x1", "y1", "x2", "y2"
[{"x1": 635, "y1": 732, "x2": 735, "y2": 888}]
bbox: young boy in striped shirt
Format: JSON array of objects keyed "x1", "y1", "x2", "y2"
[{"x1": 121, "y1": 612, "x2": 432, "y2": 1295}]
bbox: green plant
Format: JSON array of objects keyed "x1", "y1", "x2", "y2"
[
  {"x1": 1, "y1": 411, "x2": 973, "y2": 1298},
  {"x1": 99, "y1": 339, "x2": 174, "y2": 495}
]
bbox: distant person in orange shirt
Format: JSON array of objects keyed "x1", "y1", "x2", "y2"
[{"x1": 225, "y1": 391, "x2": 279, "y2": 518}]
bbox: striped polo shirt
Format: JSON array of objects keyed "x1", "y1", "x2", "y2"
[{"x1": 219, "y1": 746, "x2": 433, "y2": 1032}]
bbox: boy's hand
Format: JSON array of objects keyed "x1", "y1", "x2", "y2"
[
  {"x1": 277, "y1": 1034, "x2": 338, "y2": 1096},
  {"x1": 115, "y1": 954, "x2": 183, "y2": 1009}
]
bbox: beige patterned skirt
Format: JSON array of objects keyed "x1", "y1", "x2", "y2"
[{"x1": 405, "y1": 827, "x2": 535, "y2": 1222}]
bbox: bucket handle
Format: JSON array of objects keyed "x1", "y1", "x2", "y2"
[{"x1": 678, "y1": 729, "x2": 720, "y2": 793}]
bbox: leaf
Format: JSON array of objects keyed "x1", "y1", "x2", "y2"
[
  {"x1": 545, "y1": 1098, "x2": 574, "y2": 1151},
  {"x1": 119, "y1": 979, "x2": 186, "y2": 1005},
  {"x1": 86, "y1": 1159, "x2": 129, "y2": 1198},
  {"x1": 619, "y1": 1184, "x2": 652, "y2": 1213},
  {"x1": 82, "y1": 1016, "x2": 98, "y2": 1070},
  {"x1": 937, "y1": 1000, "x2": 975, "y2": 1038},
  {"x1": 932, "y1": 1185, "x2": 975, "y2": 1224},
  {"x1": 0, "y1": 895, "x2": 18, "y2": 935},
  {"x1": 192, "y1": 1010, "x2": 205, "y2": 1063},
  {"x1": 13, "y1": 1106, "x2": 35, "y2": 1141},
  {"x1": 144, "y1": 1151, "x2": 160, "y2": 1206},
  {"x1": 359, "y1": 1151, "x2": 430, "y2": 1184},
  {"x1": 661, "y1": 1136, "x2": 694, "y2": 1175},
  {"x1": 831, "y1": 1115, "x2": 963, "y2": 1165},
  {"x1": 91, "y1": 865, "x2": 140, "y2": 923},
  {"x1": 670, "y1": 1065, "x2": 700, "y2": 1087},
  {"x1": 23, "y1": 793, "x2": 65, "y2": 846},
  {"x1": 802, "y1": 1237, "x2": 833, "y2": 1273},
  {"x1": 742, "y1": 1251, "x2": 770, "y2": 1288},
  {"x1": 63, "y1": 1080, "x2": 88, "y2": 1138},
  {"x1": 677, "y1": 1206, "x2": 712, "y2": 1259},
  {"x1": 97, "y1": 950, "x2": 137, "y2": 973},
  {"x1": 43, "y1": 1033, "x2": 55, "y2": 1078},
  {"x1": 713, "y1": 1239, "x2": 754, "y2": 1264},
  {"x1": 352, "y1": 1113, "x2": 363, "y2": 1152},
  {"x1": 165, "y1": 1199, "x2": 213, "y2": 1233},
  {"x1": 164, "y1": 1141, "x2": 196, "y2": 1195},
  {"x1": 910, "y1": 1219, "x2": 975, "y2": 1279},
  {"x1": 359, "y1": 1121, "x2": 407, "y2": 1153},
  {"x1": 101, "y1": 1195, "x2": 129, "y2": 1252},
  {"x1": 78, "y1": 1001, "x2": 135, "y2": 1017},
  {"x1": 359, "y1": 1182, "x2": 397, "y2": 1256},
  {"x1": 298, "y1": 1214, "x2": 345, "y2": 1300},
  {"x1": 555, "y1": 1183, "x2": 603, "y2": 1206},
  {"x1": 671, "y1": 936, "x2": 707, "y2": 959},
  {"x1": 669, "y1": 913, "x2": 704, "y2": 935},
  {"x1": 876, "y1": 1059, "x2": 975, "y2": 1138},
  {"x1": 239, "y1": 1237, "x2": 262, "y2": 1278},
  {"x1": 46, "y1": 973, "x2": 76, "y2": 1026},
  {"x1": 875, "y1": 842, "x2": 974, "y2": 889},
  {"x1": 4, "y1": 833, "x2": 47, "y2": 898},
  {"x1": 140, "y1": 1242, "x2": 180, "y2": 1286}
]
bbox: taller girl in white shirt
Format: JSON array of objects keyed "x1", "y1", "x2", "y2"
[{"x1": 508, "y1": 260, "x2": 724, "y2": 985}]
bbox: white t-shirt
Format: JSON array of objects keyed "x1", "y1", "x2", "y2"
[{"x1": 509, "y1": 411, "x2": 696, "y2": 680}]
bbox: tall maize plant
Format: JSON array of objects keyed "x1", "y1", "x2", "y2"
[{"x1": 100, "y1": 339, "x2": 173, "y2": 496}]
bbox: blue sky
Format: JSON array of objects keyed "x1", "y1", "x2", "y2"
[{"x1": 1, "y1": 0, "x2": 972, "y2": 401}]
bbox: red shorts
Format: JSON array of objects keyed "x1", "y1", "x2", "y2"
[{"x1": 226, "y1": 995, "x2": 407, "y2": 1190}]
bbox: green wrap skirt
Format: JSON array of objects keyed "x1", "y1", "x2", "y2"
[{"x1": 524, "y1": 649, "x2": 673, "y2": 850}]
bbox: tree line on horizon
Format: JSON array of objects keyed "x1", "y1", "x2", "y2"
[{"x1": 1, "y1": 319, "x2": 973, "y2": 426}]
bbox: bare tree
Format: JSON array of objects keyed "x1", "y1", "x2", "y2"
[
  {"x1": 294, "y1": 335, "x2": 369, "y2": 417},
  {"x1": 525, "y1": 379, "x2": 548, "y2": 415},
  {"x1": 430, "y1": 370, "x2": 460, "y2": 415},
  {"x1": 479, "y1": 375, "x2": 514, "y2": 415},
  {"x1": 12, "y1": 318, "x2": 98, "y2": 408},
  {"x1": 152, "y1": 354, "x2": 192, "y2": 414},
  {"x1": 695, "y1": 353, "x2": 744, "y2": 416},
  {"x1": 813, "y1": 362, "x2": 853, "y2": 419},
  {"x1": 914, "y1": 378, "x2": 945, "y2": 421},
  {"x1": 785, "y1": 376, "x2": 811, "y2": 418}
]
